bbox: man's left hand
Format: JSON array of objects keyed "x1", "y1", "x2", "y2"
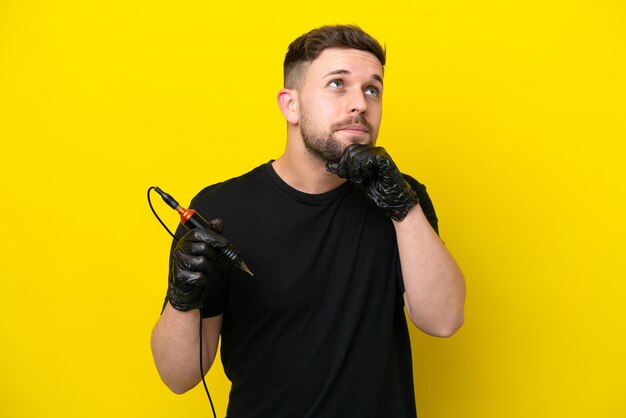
[{"x1": 327, "y1": 144, "x2": 418, "y2": 221}]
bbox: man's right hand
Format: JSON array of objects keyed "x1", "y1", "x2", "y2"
[{"x1": 168, "y1": 223, "x2": 228, "y2": 312}]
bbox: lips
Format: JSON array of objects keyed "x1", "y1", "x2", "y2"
[{"x1": 338, "y1": 124, "x2": 370, "y2": 133}]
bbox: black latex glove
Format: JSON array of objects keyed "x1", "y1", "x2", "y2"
[
  {"x1": 327, "y1": 144, "x2": 418, "y2": 221},
  {"x1": 168, "y1": 219, "x2": 228, "y2": 311}
]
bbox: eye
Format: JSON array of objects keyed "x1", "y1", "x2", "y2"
[
  {"x1": 328, "y1": 79, "x2": 344, "y2": 89},
  {"x1": 364, "y1": 86, "x2": 379, "y2": 97}
]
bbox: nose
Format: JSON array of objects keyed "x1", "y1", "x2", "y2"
[{"x1": 347, "y1": 89, "x2": 367, "y2": 114}]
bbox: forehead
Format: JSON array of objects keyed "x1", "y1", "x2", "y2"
[{"x1": 305, "y1": 47, "x2": 383, "y2": 80}]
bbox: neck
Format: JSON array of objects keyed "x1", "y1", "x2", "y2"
[{"x1": 272, "y1": 135, "x2": 346, "y2": 195}]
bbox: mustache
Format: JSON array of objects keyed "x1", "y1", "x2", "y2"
[{"x1": 331, "y1": 116, "x2": 373, "y2": 133}]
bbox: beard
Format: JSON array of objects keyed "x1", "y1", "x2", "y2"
[{"x1": 299, "y1": 106, "x2": 375, "y2": 163}]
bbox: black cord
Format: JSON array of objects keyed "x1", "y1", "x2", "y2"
[
  {"x1": 147, "y1": 186, "x2": 177, "y2": 241},
  {"x1": 199, "y1": 310, "x2": 217, "y2": 418},
  {"x1": 147, "y1": 186, "x2": 217, "y2": 418}
]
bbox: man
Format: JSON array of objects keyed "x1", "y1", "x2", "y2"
[{"x1": 151, "y1": 25, "x2": 465, "y2": 417}]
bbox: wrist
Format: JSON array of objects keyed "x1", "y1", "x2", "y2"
[
  {"x1": 385, "y1": 178, "x2": 418, "y2": 221},
  {"x1": 167, "y1": 282, "x2": 205, "y2": 312},
  {"x1": 388, "y1": 196, "x2": 418, "y2": 221}
]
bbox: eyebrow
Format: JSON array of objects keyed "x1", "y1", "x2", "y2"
[{"x1": 322, "y1": 69, "x2": 384, "y2": 85}]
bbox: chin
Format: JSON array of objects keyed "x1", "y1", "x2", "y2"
[{"x1": 347, "y1": 137, "x2": 374, "y2": 147}]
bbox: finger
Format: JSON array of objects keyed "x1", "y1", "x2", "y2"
[
  {"x1": 209, "y1": 218, "x2": 224, "y2": 234},
  {"x1": 358, "y1": 153, "x2": 377, "y2": 179},
  {"x1": 173, "y1": 268, "x2": 208, "y2": 287},
  {"x1": 326, "y1": 160, "x2": 339, "y2": 174},
  {"x1": 174, "y1": 250, "x2": 215, "y2": 273},
  {"x1": 347, "y1": 148, "x2": 376, "y2": 182},
  {"x1": 177, "y1": 238, "x2": 219, "y2": 259},
  {"x1": 185, "y1": 228, "x2": 228, "y2": 250},
  {"x1": 344, "y1": 143, "x2": 370, "y2": 156},
  {"x1": 372, "y1": 147, "x2": 395, "y2": 172},
  {"x1": 329, "y1": 144, "x2": 373, "y2": 180}
]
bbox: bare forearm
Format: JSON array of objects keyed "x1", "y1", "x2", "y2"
[
  {"x1": 150, "y1": 302, "x2": 220, "y2": 393},
  {"x1": 394, "y1": 205, "x2": 466, "y2": 337}
]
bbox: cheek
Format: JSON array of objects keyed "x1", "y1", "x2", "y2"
[
  {"x1": 368, "y1": 109, "x2": 383, "y2": 129},
  {"x1": 312, "y1": 106, "x2": 337, "y2": 129}
]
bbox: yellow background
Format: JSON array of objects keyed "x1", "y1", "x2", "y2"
[{"x1": 1, "y1": 0, "x2": 625, "y2": 417}]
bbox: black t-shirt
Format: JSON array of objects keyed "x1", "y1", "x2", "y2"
[{"x1": 168, "y1": 162, "x2": 439, "y2": 418}]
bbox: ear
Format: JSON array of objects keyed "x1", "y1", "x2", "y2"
[{"x1": 277, "y1": 88, "x2": 299, "y2": 125}]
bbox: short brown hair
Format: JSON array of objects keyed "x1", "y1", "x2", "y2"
[{"x1": 284, "y1": 25, "x2": 386, "y2": 88}]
